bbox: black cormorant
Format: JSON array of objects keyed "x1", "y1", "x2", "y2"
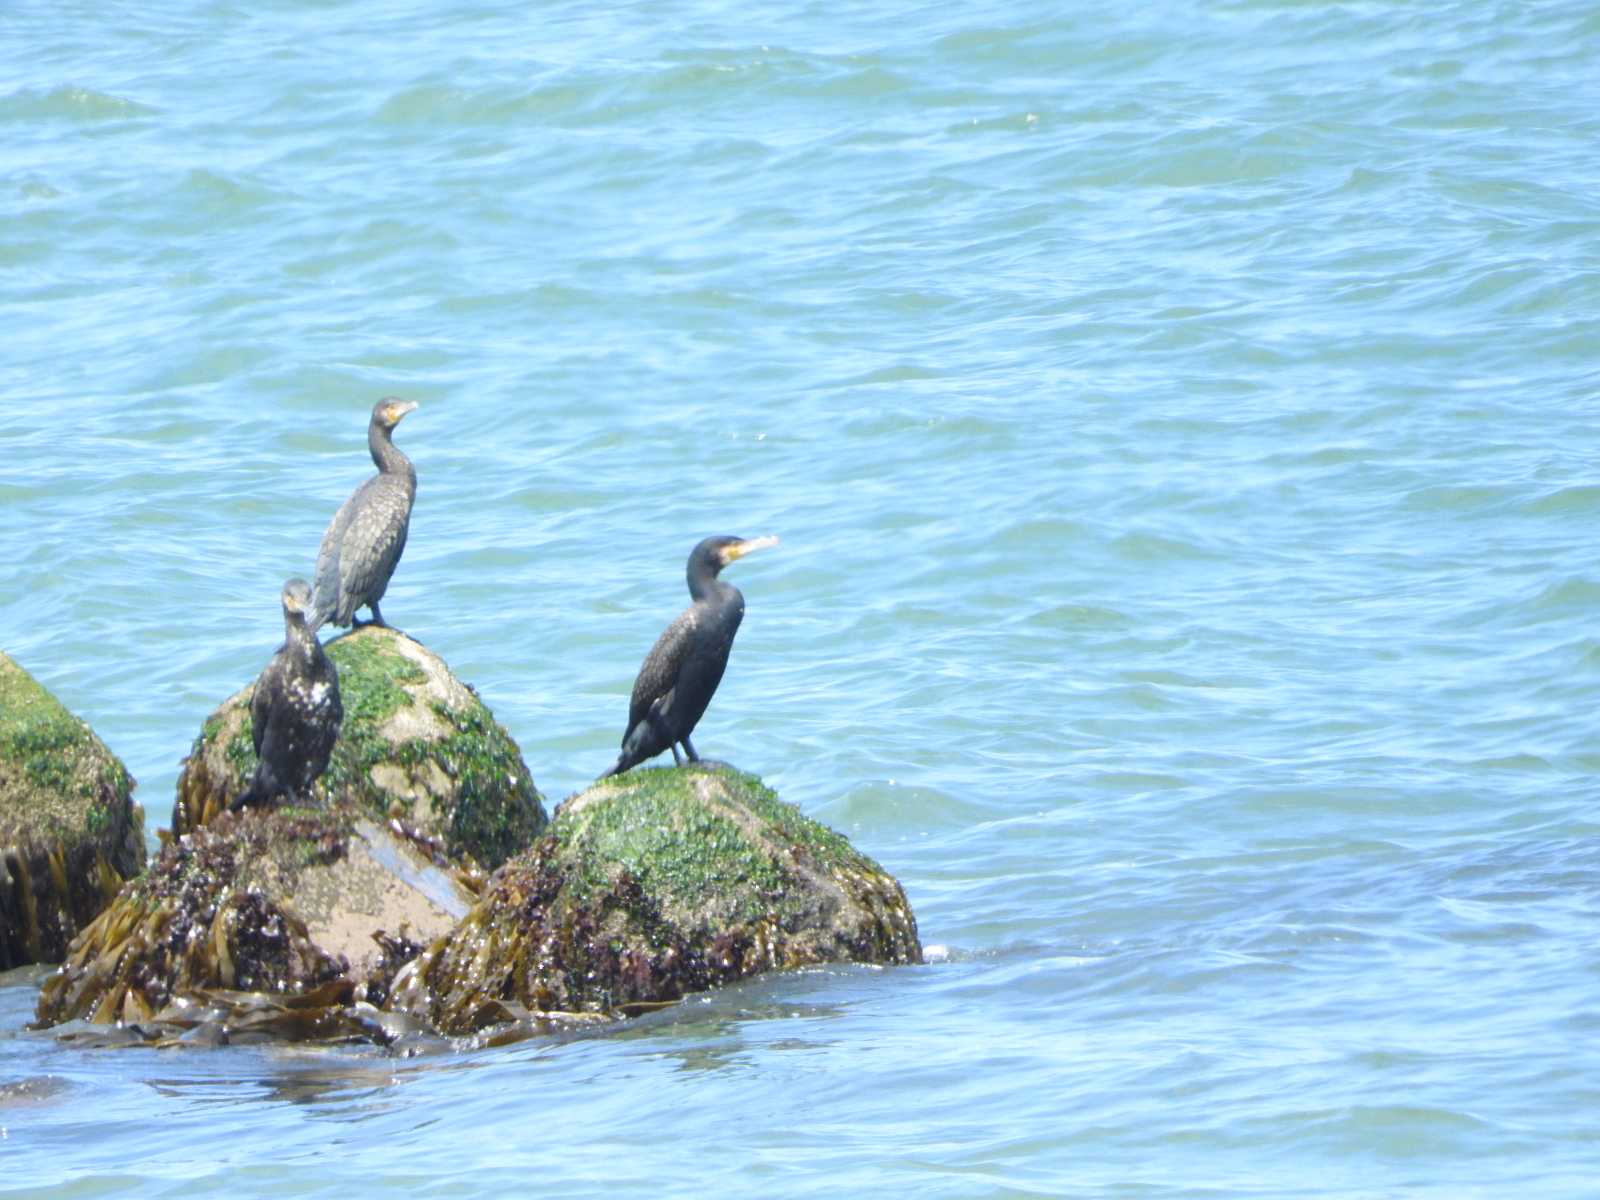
[
  {"x1": 309, "y1": 397, "x2": 419, "y2": 632},
  {"x1": 232, "y1": 577, "x2": 343, "y2": 811},
  {"x1": 600, "y1": 534, "x2": 778, "y2": 779}
]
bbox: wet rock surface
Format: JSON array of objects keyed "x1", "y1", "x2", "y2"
[
  {"x1": 171, "y1": 627, "x2": 546, "y2": 871},
  {"x1": 33, "y1": 801, "x2": 478, "y2": 1034},
  {"x1": 0, "y1": 653, "x2": 145, "y2": 968},
  {"x1": 391, "y1": 764, "x2": 922, "y2": 1034}
]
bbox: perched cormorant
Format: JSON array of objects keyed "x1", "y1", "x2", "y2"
[
  {"x1": 309, "y1": 397, "x2": 419, "y2": 632},
  {"x1": 232, "y1": 578, "x2": 343, "y2": 811},
  {"x1": 600, "y1": 534, "x2": 778, "y2": 779}
]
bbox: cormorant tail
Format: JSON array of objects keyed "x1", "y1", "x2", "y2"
[
  {"x1": 230, "y1": 764, "x2": 282, "y2": 812},
  {"x1": 599, "y1": 717, "x2": 661, "y2": 780}
]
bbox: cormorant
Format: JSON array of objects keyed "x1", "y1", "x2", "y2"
[
  {"x1": 309, "y1": 397, "x2": 419, "y2": 632},
  {"x1": 600, "y1": 534, "x2": 778, "y2": 779},
  {"x1": 232, "y1": 577, "x2": 343, "y2": 811}
]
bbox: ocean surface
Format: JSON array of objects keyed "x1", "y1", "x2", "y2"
[{"x1": 3, "y1": 0, "x2": 1599, "y2": 1194}]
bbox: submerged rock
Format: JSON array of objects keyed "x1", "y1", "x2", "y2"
[
  {"x1": 33, "y1": 801, "x2": 477, "y2": 1032},
  {"x1": 171, "y1": 627, "x2": 546, "y2": 870},
  {"x1": 0, "y1": 653, "x2": 145, "y2": 969},
  {"x1": 391, "y1": 764, "x2": 921, "y2": 1034}
]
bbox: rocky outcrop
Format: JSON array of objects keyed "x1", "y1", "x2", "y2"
[
  {"x1": 390, "y1": 764, "x2": 922, "y2": 1034},
  {"x1": 30, "y1": 715, "x2": 923, "y2": 1045},
  {"x1": 1, "y1": 653, "x2": 144, "y2": 969},
  {"x1": 33, "y1": 801, "x2": 478, "y2": 1037},
  {"x1": 171, "y1": 627, "x2": 546, "y2": 871}
]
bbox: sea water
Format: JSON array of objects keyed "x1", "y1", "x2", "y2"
[{"x1": 2, "y1": 1, "x2": 1598, "y2": 1195}]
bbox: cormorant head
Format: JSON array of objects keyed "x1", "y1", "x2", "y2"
[
  {"x1": 280, "y1": 577, "x2": 314, "y2": 625},
  {"x1": 689, "y1": 534, "x2": 780, "y2": 580},
  {"x1": 371, "y1": 397, "x2": 419, "y2": 431}
]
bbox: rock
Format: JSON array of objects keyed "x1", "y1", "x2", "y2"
[
  {"x1": 0, "y1": 653, "x2": 145, "y2": 969},
  {"x1": 390, "y1": 764, "x2": 921, "y2": 1034},
  {"x1": 171, "y1": 627, "x2": 546, "y2": 870},
  {"x1": 33, "y1": 801, "x2": 478, "y2": 1034}
]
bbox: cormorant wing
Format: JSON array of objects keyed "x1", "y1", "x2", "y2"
[
  {"x1": 627, "y1": 607, "x2": 697, "y2": 734},
  {"x1": 310, "y1": 476, "x2": 375, "y2": 628},
  {"x1": 249, "y1": 652, "x2": 284, "y2": 759},
  {"x1": 337, "y1": 477, "x2": 411, "y2": 619}
]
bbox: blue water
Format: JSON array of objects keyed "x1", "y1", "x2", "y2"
[{"x1": 4, "y1": 0, "x2": 1600, "y2": 1194}]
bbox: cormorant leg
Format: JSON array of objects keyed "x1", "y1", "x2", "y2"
[
  {"x1": 681, "y1": 735, "x2": 699, "y2": 762},
  {"x1": 367, "y1": 600, "x2": 388, "y2": 628},
  {"x1": 669, "y1": 743, "x2": 683, "y2": 766}
]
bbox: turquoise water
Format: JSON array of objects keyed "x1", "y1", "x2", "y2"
[{"x1": 4, "y1": 0, "x2": 1600, "y2": 1194}]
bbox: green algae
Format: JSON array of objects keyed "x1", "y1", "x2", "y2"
[
  {"x1": 285, "y1": 633, "x2": 427, "y2": 808},
  {"x1": 315, "y1": 685, "x2": 543, "y2": 869},
  {"x1": 1, "y1": 653, "x2": 145, "y2": 969},
  {"x1": 395, "y1": 766, "x2": 922, "y2": 1032},
  {"x1": 403, "y1": 701, "x2": 544, "y2": 870},
  {"x1": 326, "y1": 634, "x2": 426, "y2": 722},
  {"x1": 171, "y1": 628, "x2": 545, "y2": 869},
  {"x1": 554, "y1": 768, "x2": 788, "y2": 924},
  {"x1": 0, "y1": 656, "x2": 131, "y2": 837}
]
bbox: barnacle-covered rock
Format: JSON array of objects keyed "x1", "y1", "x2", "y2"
[
  {"x1": 1, "y1": 653, "x2": 144, "y2": 968},
  {"x1": 390, "y1": 764, "x2": 921, "y2": 1033},
  {"x1": 171, "y1": 627, "x2": 546, "y2": 870},
  {"x1": 33, "y1": 801, "x2": 477, "y2": 1033}
]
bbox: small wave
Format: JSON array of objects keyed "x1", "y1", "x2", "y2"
[
  {"x1": 0, "y1": 85, "x2": 156, "y2": 121},
  {"x1": 1292, "y1": 1103, "x2": 1495, "y2": 1153},
  {"x1": 823, "y1": 780, "x2": 987, "y2": 832},
  {"x1": 1024, "y1": 602, "x2": 1131, "y2": 631},
  {"x1": 178, "y1": 168, "x2": 284, "y2": 214},
  {"x1": 0, "y1": 1076, "x2": 73, "y2": 1110},
  {"x1": 375, "y1": 79, "x2": 609, "y2": 126},
  {"x1": 945, "y1": 111, "x2": 1044, "y2": 138},
  {"x1": 1399, "y1": 482, "x2": 1516, "y2": 513},
  {"x1": 1110, "y1": 530, "x2": 1219, "y2": 562},
  {"x1": 1530, "y1": 576, "x2": 1600, "y2": 612},
  {"x1": 1522, "y1": 483, "x2": 1600, "y2": 516},
  {"x1": 990, "y1": 517, "x2": 1091, "y2": 552}
]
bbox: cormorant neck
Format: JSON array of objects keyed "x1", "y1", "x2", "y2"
[
  {"x1": 368, "y1": 420, "x2": 414, "y2": 481},
  {"x1": 687, "y1": 562, "x2": 734, "y2": 604},
  {"x1": 285, "y1": 616, "x2": 318, "y2": 659}
]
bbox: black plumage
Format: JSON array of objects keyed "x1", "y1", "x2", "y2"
[
  {"x1": 309, "y1": 397, "x2": 418, "y2": 632},
  {"x1": 601, "y1": 534, "x2": 778, "y2": 779},
  {"x1": 232, "y1": 578, "x2": 343, "y2": 811}
]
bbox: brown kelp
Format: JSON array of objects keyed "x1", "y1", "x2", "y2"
[{"x1": 33, "y1": 804, "x2": 477, "y2": 1034}]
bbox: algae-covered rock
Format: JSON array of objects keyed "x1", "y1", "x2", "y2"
[
  {"x1": 1, "y1": 653, "x2": 145, "y2": 969},
  {"x1": 172, "y1": 627, "x2": 546, "y2": 870},
  {"x1": 391, "y1": 765, "x2": 921, "y2": 1033},
  {"x1": 33, "y1": 801, "x2": 478, "y2": 1032}
]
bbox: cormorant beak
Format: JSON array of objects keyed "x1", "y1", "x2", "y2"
[
  {"x1": 386, "y1": 400, "x2": 419, "y2": 424},
  {"x1": 720, "y1": 535, "x2": 779, "y2": 565}
]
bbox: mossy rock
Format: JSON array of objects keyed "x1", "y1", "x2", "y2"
[
  {"x1": 171, "y1": 627, "x2": 546, "y2": 870},
  {"x1": 390, "y1": 765, "x2": 921, "y2": 1033},
  {"x1": 0, "y1": 653, "x2": 145, "y2": 969},
  {"x1": 33, "y1": 800, "x2": 478, "y2": 1034}
]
